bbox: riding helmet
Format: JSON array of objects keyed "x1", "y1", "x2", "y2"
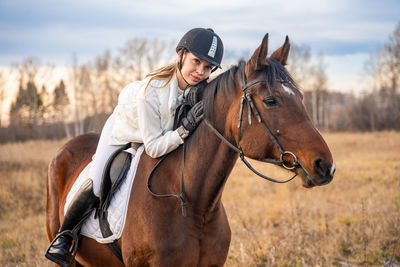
[{"x1": 176, "y1": 28, "x2": 224, "y2": 68}]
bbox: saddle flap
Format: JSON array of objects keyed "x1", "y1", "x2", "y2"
[
  {"x1": 110, "y1": 152, "x2": 130, "y2": 184},
  {"x1": 99, "y1": 143, "x2": 132, "y2": 211},
  {"x1": 98, "y1": 143, "x2": 133, "y2": 242}
]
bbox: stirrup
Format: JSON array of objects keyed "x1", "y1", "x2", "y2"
[{"x1": 45, "y1": 230, "x2": 79, "y2": 267}]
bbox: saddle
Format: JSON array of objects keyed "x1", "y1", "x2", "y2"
[{"x1": 96, "y1": 142, "x2": 141, "y2": 263}]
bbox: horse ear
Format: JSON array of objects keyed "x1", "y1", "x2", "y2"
[
  {"x1": 270, "y1": 36, "x2": 290, "y2": 65},
  {"x1": 248, "y1": 33, "x2": 269, "y2": 71}
]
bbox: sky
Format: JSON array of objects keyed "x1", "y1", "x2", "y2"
[{"x1": 1, "y1": 0, "x2": 400, "y2": 94}]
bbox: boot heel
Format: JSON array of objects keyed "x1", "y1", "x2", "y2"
[{"x1": 45, "y1": 230, "x2": 79, "y2": 267}]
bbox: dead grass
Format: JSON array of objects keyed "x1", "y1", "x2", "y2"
[
  {"x1": 224, "y1": 131, "x2": 400, "y2": 266},
  {"x1": 0, "y1": 132, "x2": 399, "y2": 266},
  {"x1": 0, "y1": 140, "x2": 63, "y2": 267}
]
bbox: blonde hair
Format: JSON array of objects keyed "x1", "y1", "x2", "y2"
[{"x1": 145, "y1": 61, "x2": 178, "y2": 91}]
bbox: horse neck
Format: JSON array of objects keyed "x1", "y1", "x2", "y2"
[{"x1": 184, "y1": 80, "x2": 241, "y2": 216}]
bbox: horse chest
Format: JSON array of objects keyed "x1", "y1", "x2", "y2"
[{"x1": 125, "y1": 214, "x2": 230, "y2": 266}]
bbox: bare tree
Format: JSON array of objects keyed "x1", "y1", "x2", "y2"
[
  {"x1": 312, "y1": 56, "x2": 329, "y2": 129},
  {"x1": 93, "y1": 51, "x2": 118, "y2": 114},
  {"x1": 366, "y1": 22, "x2": 400, "y2": 130},
  {"x1": 288, "y1": 45, "x2": 329, "y2": 129},
  {"x1": 146, "y1": 39, "x2": 175, "y2": 72},
  {"x1": 287, "y1": 44, "x2": 314, "y2": 91},
  {"x1": 70, "y1": 54, "x2": 87, "y2": 136},
  {"x1": 113, "y1": 38, "x2": 175, "y2": 88},
  {"x1": 0, "y1": 71, "x2": 4, "y2": 128},
  {"x1": 118, "y1": 38, "x2": 148, "y2": 80}
]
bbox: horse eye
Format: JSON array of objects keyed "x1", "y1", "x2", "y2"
[{"x1": 263, "y1": 96, "x2": 278, "y2": 107}]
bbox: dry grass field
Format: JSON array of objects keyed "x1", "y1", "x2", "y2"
[{"x1": 0, "y1": 132, "x2": 399, "y2": 266}]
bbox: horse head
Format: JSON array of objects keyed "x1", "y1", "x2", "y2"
[
  {"x1": 239, "y1": 33, "x2": 335, "y2": 187},
  {"x1": 204, "y1": 33, "x2": 335, "y2": 188}
]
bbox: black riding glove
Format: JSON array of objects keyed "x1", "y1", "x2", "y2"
[
  {"x1": 185, "y1": 80, "x2": 208, "y2": 107},
  {"x1": 182, "y1": 101, "x2": 204, "y2": 133}
]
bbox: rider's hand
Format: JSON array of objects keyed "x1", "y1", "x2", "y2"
[
  {"x1": 181, "y1": 101, "x2": 204, "y2": 133},
  {"x1": 185, "y1": 80, "x2": 207, "y2": 107}
]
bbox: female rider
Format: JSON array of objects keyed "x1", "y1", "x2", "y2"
[{"x1": 45, "y1": 27, "x2": 224, "y2": 266}]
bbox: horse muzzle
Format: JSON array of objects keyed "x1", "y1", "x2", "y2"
[{"x1": 300, "y1": 159, "x2": 335, "y2": 188}]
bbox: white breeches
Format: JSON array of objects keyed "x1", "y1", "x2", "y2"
[{"x1": 88, "y1": 113, "x2": 124, "y2": 196}]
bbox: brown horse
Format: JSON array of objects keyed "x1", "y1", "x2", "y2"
[{"x1": 46, "y1": 34, "x2": 335, "y2": 266}]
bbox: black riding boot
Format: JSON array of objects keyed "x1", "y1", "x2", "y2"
[{"x1": 45, "y1": 179, "x2": 99, "y2": 267}]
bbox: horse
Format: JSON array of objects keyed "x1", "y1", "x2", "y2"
[{"x1": 46, "y1": 33, "x2": 335, "y2": 266}]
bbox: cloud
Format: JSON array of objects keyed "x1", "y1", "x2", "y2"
[
  {"x1": 1, "y1": 0, "x2": 398, "y2": 57},
  {"x1": 0, "y1": 0, "x2": 399, "y2": 93},
  {"x1": 324, "y1": 53, "x2": 371, "y2": 92}
]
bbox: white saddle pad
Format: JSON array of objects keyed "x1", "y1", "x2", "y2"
[{"x1": 64, "y1": 145, "x2": 144, "y2": 244}]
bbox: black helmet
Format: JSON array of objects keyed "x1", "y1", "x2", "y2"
[{"x1": 176, "y1": 28, "x2": 224, "y2": 68}]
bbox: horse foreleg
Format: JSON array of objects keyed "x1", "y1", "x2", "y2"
[{"x1": 198, "y1": 203, "x2": 231, "y2": 267}]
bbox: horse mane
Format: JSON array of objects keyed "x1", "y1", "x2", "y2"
[
  {"x1": 203, "y1": 58, "x2": 300, "y2": 123},
  {"x1": 203, "y1": 63, "x2": 240, "y2": 124}
]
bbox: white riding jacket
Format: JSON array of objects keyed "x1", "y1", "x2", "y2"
[{"x1": 109, "y1": 75, "x2": 185, "y2": 158}]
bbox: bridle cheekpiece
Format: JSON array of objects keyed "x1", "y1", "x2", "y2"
[{"x1": 204, "y1": 60, "x2": 305, "y2": 183}]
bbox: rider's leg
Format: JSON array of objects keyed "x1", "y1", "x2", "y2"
[
  {"x1": 87, "y1": 113, "x2": 124, "y2": 196},
  {"x1": 45, "y1": 113, "x2": 124, "y2": 266},
  {"x1": 45, "y1": 179, "x2": 98, "y2": 265}
]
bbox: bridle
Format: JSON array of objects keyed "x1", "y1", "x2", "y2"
[
  {"x1": 204, "y1": 60, "x2": 305, "y2": 183},
  {"x1": 147, "y1": 61, "x2": 307, "y2": 217}
]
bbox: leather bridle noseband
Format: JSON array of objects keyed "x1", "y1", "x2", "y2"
[{"x1": 204, "y1": 61, "x2": 304, "y2": 183}]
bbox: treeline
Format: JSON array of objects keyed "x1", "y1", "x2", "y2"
[
  {"x1": 289, "y1": 23, "x2": 400, "y2": 131},
  {"x1": 0, "y1": 24, "x2": 399, "y2": 143},
  {"x1": 0, "y1": 38, "x2": 175, "y2": 142}
]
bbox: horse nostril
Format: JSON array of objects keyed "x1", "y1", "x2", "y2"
[{"x1": 314, "y1": 158, "x2": 331, "y2": 178}]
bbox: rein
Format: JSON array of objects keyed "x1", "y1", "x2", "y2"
[
  {"x1": 147, "y1": 142, "x2": 188, "y2": 217},
  {"x1": 146, "y1": 61, "x2": 304, "y2": 217},
  {"x1": 204, "y1": 61, "x2": 302, "y2": 183}
]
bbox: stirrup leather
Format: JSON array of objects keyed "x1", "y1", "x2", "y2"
[{"x1": 45, "y1": 230, "x2": 79, "y2": 267}]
